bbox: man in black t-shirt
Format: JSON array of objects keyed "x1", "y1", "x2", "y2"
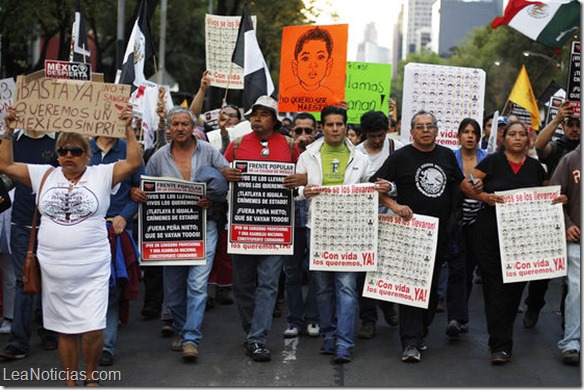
[{"x1": 371, "y1": 110, "x2": 470, "y2": 363}]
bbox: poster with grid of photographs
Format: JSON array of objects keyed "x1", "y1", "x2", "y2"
[
  {"x1": 309, "y1": 183, "x2": 378, "y2": 271},
  {"x1": 496, "y1": 185, "x2": 567, "y2": 283},
  {"x1": 362, "y1": 213, "x2": 439, "y2": 309},
  {"x1": 401, "y1": 63, "x2": 486, "y2": 149}
]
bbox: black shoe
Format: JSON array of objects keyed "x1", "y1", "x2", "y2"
[
  {"x1": 382, "y1": 304, "x2": 399, "y2": 326},
  {"x1": 99, "y1": 350, "x2": 114, "y2": 366},
  {"x1": 523, "y1": 309, "x2": 540, "y2": 329},
  {"x1": 357, "y1": 322, "x2": 376, "y2": 339},
  {"x1": 206, "y1": 297, "x2": 216, "y2": 311},
  {"x1": 41, "y1": 335, "x2": 58, "y2": 351},
  {"x1": 436, "y1": 300, "x2": 445, "y2": 313},
  {"x1": 246, "y1": 342, "x2": 271, "y2": 362},
  {"x1": 446, "y1": 320, "x2": 462, "y2": 338},
  {"x1": 141, "y1": 306, "x2": 160, "y2": 320},
  {"x1": 491, "y1": 351, "x2": 511, "y2": 365},
  {"x1": 0, "y1": 345, "x2": 27, "y2": 361},
  {"x1": 216, "y1": 287, "x2": 234, "y2": 305},
  {"x1": 562, "y1": 350, "x2": 580, "y2": 365}
]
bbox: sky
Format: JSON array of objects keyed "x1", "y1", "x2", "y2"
[{"x1": 306, "y1": 0, "x2": 402, "y2": 60}]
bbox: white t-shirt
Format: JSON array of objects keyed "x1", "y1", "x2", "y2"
[{"x1": 356, "y1": 138, "x2": 405, "y2": 172}]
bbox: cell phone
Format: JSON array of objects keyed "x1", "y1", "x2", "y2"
[{"x1": 469, "y1": 173, "x2": 476, "y2": 184}]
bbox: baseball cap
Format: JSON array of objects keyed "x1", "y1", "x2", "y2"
[
  {"x1": 244, "y1": 96, "x2": 282, "y2": 129},
  {"x1": 497, "y1": 116, "x2": 509, "y2": 126}
]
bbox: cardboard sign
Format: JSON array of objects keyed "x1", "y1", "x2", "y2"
[
  {"x1": 45, "y1": 60, "x2": 91, "y2": 81},
  {"x1": 13, "y1": 76, "x2": 130, "y2": 137},
  {"x1": 278, "y1": 24, "x2": 348, "y2": 113},
  {"x1": 345, "y1": 62, "x2": 392, "y2": 124},
  {"x1": 0, "y1": 77, "x2": 16, "y2": 134}
]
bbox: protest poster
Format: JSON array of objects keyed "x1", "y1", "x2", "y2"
[
  {"x1": 0, "y1": 77, "x2": 16, "y2": 134},
  {"x1": 345, "y1": 62, "x2": 391, "y2": 124},
  {"x1": 309, "y1": 183, "x2": 378, "y2": 272},
  {"x1": 278, "y1": 24, "x2": 348, "y2": 113},
  {"x1": 566, "y1": 41, "x2": 581, "y2": 118},
  {"x1": 545, "y1": 96, "x2": 566, "y2": 141},
  {"x1": 496, "y1": 185, "x2": 567, "y2": 283},
  {"x1": 228, "y1": 161, "x2": 295, "y2": 255},
  {"x1": 402, "y1": 63, "x2": 486, "y2": 149},
  {"x1": 139, "y1": 176, "x2": 207, "y2": 266},
  {"x1": 205, "y1": 14, "x2": 256, "y2": 90},
  {"x1": 362, "y1": 213, "x2": 438, "y2": 309},
  {"x1": 13, "y1": 76, "x2": 130, "y2": 137}
]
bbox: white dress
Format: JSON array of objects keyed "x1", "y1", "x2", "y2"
[{"x1": 29, "y1": 164, "x2": 118, "y2": 334}]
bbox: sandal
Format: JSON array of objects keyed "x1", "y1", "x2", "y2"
[{"x1": 84, "y1": 379, "x2": 101, "y2": 387}]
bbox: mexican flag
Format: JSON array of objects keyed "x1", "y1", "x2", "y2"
[{"x1": 492, "y1": 0, "x2": 581, "y2": 48}]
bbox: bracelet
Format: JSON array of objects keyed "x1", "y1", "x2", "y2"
[{"x1": 0, "y1": 132, "x2": 13, "y2": 140}]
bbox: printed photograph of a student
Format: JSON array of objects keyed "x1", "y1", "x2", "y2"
[{"x1": 278, "y1": 24, "x2": 348, "y2": 113}]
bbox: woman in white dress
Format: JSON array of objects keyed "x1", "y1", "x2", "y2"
[{"x1": 0, "y1": 104, "x2": 141, "y2": 386}]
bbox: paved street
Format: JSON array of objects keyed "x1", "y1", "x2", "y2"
[{"x1": 0, "y1": 277, "x2": 580, "y2": 387}]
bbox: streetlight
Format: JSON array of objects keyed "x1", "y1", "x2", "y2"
[{"x1": 522, "y1": 51, "x2": 561, "y2": 69}]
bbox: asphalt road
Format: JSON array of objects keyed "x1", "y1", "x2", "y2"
[{"x1": 0, "y1": 277, "x2": 581, "y2": 387}]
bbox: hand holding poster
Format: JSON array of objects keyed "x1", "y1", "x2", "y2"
[
  {"x1": 278, "y1": 24, "x2": 348, "y2": 113},
  {"x1": 139, "y1": 176, "x2": 207, "y2": 266},
  {"x1": 362, "y1": 213, "x2": 439, "y2": 309},
  {"x1": 13, "y1": 75, "x2": 130, "y2": 137},
  {"x1": 310, "y1": 183, "x2": 378, "y2": 272},
  {"x1": 228, "y1": 161, "x2": 295, "y2": 255},
  {"x1": 495, "y1": 185, "x2": 567, "y2": 283}
]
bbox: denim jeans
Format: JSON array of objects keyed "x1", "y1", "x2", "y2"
[
  {"x1": 313, "y1": 271, "x2": 358, "y2": 349},
  {"x1": 284, "y1": 227, "x2": 318, "y2": 328},
  {"x1": 163, "y1": 220, "x2": 218, "y2": 347},
  {"x1": 558, "y1": 242, "x2": 580, "y2": 353},
  {"x1": 232, "y1": 254, "x2": 283, "y2": 344},
  {"x1": 103, "y1": 285, "x2": 123, "y2": 355}
]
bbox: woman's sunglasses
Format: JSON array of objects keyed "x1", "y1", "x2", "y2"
[{"x1": 57, "y1": 146, "x2": 84, "y2": 157}]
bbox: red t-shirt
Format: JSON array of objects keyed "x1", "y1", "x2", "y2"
[{"x1": 224, "y1": 131, "x2": 299, "y2": 163}]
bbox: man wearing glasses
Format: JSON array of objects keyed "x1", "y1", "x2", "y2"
[{"x1": 370, "y1": 110, "x2": 467, "y2": 363}]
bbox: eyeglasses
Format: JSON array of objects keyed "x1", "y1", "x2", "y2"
[
  {"x1": 413, "y1": 124, "x2": 438, "y2": 131},
  {"x1": 57, "y1": 146, "x2": 84, "y2": 157},
  {"x1": 565, "y1": 119, "x2": 581, "y2": 127},
  {"x1": 294, "y1": 127, "x2": 314, "y2": 135},
  {"x1": 260, "y1": 141, "x2": 270, "y2": 158}
]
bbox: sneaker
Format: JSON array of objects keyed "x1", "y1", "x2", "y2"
[
  {"x1": 320, "y1": 338, "x2": 336, "y2": 355},
  {"x1": 333, "y1": 347, "x2": 352, "y2": 364},
  {"x1": 246, "y1": 342, "x2": 271, "y2": 362},
  {"x1": 446, "y1": 320, "x2": 462, "y2": 338},
  {"x1": 523, "y1": 309, "x2": 540, "y2": 329},
  {"x1": 182, "y1": 342, "x2": 199, "y2": 361},
  {"x1": 419, "y1": 341, "x2": 427, "y2": 351},
  {"x1": 436, "y1": 300, "x2": 445, "y2": 313},
  {"x1": 491, "y1": 351, "x2": 511, "y2": 365},
  {"x1": 562, "y1": 350, "x2": 580, "y2": 365},
  {"x1": 357, "y1": 322, "x2": 376, "y2": 339},
  {"x1": 306, "y1": 323, "x2": 320, "y2": 337},
  {"x1": 402, "y1": 345, "x2": 421, "y2": 363},
  {"x1": 172, "y1": 335, "x2": 183, "y2": 352},
  {"x1": 0, "y1": 345, "x2": 27, "y2": 361},
  {"x1": 0, "y1": 320, "x2": 11, "y2": 334},
  {"x1": 161, "y1": 323, "x2": 174, "y2": 338},
  {"x1": 99, "y1": 350, "x2": 114, "y2": 366},
  {"x1": 283, "y1": 325, "x2": 299, "y2": 338}
]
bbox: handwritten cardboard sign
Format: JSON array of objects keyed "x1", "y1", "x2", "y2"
[
  {"x1": 0, "y1": 77, "x2": 16, "y2": 134},
  {"x1": 13, "y1": 76, "x2": 130, "y2": 137},
  {"x1": 345, "y1": 62, "x2": 392, "y2": 124}
]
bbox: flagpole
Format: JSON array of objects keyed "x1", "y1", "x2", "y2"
[{"x1": 223, "y1": 62, "x2": 233, "y2": 107}]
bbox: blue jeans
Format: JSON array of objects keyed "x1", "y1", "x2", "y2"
[
  {"x1": 103, "y1": 285, "x2": 122, "y2": 355},
  {"x1": 284, "y1": 227, "x2": 318, "y2": 328},
  {"x1": 163, "y1": 220, "x2": 218, "y2": 347},
  {"x1": 558, "y1": 242, "x2": 580, "y2": 353},
  {"x1": 313, "y1": 271, "x2": 358, "y2": 349},
  {"x1": 232, "y1": 254, "x2": 283, "y2": 344}
]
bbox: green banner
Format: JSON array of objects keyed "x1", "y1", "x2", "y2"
[{"x1": 345, "y1": 62, "x2": 392, "y2": 125}]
